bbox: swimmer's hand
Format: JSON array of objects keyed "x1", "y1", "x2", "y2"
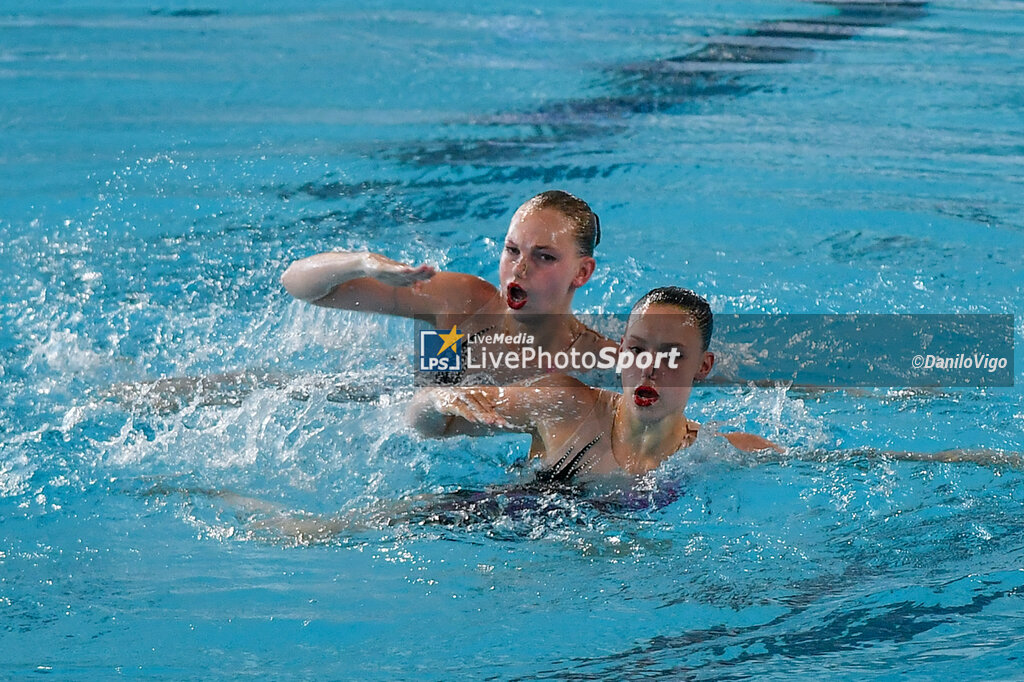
[
  {"x1": 408, "y1": 387, "x2": 514, "y2": 438},
  {"x1": 363, "y1": 253, "x2": 437, "y2": 288},
  {"x1": 432, "y1": 388, "x2": 512, "y2": 429}
]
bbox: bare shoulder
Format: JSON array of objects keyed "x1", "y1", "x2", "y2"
[
  {"x1": 721, "y1": 431, "x2": 785, "y2": 453},
  {"x1": 506, "y1": 375, "x2": 603, "y2": 424},
  {"x1": 428, "y1": 272, "x2": 500, "y2": 324},
  {"x1": 428, "y1": 271, "x2": 496, "y2": 297},
  {"x1": 574, "y1": 325, "x2": 617, "y2": 354},
  {"x1": 524, "y1": 373, "x2": 591, "y2": 389},
  {"x1": 531, "y1": 384, "x2": 613, "y2": 460}
]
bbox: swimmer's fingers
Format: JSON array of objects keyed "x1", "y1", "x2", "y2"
[
  {"x1": 469, "y1": 393, "x2": 512, "y2": 428},
  {"x1": 443, "y1": 393, "x2": 494, "y2": 425},
  {"x1": 377, "y1": 264, "x2": 436, "y2": 287},
  {"x1": 408, "y1": 265, "x2": 439, "y2": 293},
  {"x1": 411, "y1": 263, "x2": 437, "y2": 280},
  {"x1": 439, "y1": 391, "x2": 511, "y2": 428},
  {"x1": 368, "y1": 254, "x2": 437, "y2": 287}
]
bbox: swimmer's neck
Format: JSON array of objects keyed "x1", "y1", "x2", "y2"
[
  {"x1": 499, "y1": 307, "x2": 582, "y2": 351},
  {"x1": 611, "y1": 396, "x2": 691, "y2": 473}
]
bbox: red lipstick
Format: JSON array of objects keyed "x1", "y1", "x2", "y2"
[
  {"x1": 634, "y1": 385, "x2": 659, "y2": 407},
  {"x1": 506, "y1": 282, "x2": 528, "y2": 310}
]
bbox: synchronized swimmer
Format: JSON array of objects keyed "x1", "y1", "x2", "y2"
[
  {"x1": 404, "y1": 284, "x2": 1015, "y2": 482},
  {"x1": 189, "y1": 288, "x2": 777, "y2": 542},
  {"x1": 103, "y1": 190, "x2": 615, "y2": 410},
  {"x1": 409, "y1": 287, "x2": 780, "y2": 481},
  {"x1": 279, "y1": 190, "x2": 778, "y2": 480},
  {"x1": 163, "y1": 198, "x2": 1016, "y2": 541},
  {"x1": 281, "y1": 190, "x2": 616, "y2": 384},
  {"x1": 279, "y1": 188, "x2": 1013, "y2": 487}
]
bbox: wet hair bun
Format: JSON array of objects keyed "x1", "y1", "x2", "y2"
[
  {"x1": 632, "y1": 286, "x2": 713, "y2": 351},
  {"x1": 523, "y1": 190, "x2": 600, "y2": 257}
]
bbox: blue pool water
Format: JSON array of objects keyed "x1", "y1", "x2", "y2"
[{"x1": 2, "y1": 0, "x2": 1024, "y2": 678}]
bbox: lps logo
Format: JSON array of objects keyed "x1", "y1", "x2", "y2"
[{"x1": 419, "y1": 326, "x2": 464, "y2": 371}]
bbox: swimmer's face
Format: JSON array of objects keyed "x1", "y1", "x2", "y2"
[
  {"x1": 619, "y1": 303, "x2": 714, "y2": 422},
  {"x1": 499, "y1": 206, "x2": 596, "y2": 316}
]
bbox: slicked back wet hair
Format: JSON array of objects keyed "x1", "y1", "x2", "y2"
[
  {"x1": 631, "y1": 287, "x2": 713, "y2": 352},
  {"x1": 518, "y1": 190, "x2": 601, "y2": 258}
]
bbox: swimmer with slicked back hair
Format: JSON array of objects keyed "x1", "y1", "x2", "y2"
[
  {"x1": 282, "y1": 190, "x2": 617, "y2": 384},
  {"x1": 171, "y1": 288, "x2": 1017, "y2": 543},
  {"x1": 158, "y1": 288, "x2": 774, "y2": 544},
  {"x1": 409, "y1": 287, "x2": 781, "y2": 479},
  {"x1": 102, "y1": 191, "x2": 612, "y2": 411}
]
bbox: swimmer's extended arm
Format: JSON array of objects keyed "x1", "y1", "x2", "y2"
[
  {"x1": 713, "y1": 437, "x2": 1018, "y2": 462},
  {"x1": 873, "y1": 448, "x2": 1022, "y2": 467},
  {"x1": 408, "y1": 376, "x2": 595, "y2": 439},
  {"x1": 281, "y1": 251, "x2": 497, "y2": 325},
  {"x1": 735, "y1": 445, "x2": 1020, "y2": 467},
  {"x1": 721, "y1": 432, "x2": 785, "y2": 454}
]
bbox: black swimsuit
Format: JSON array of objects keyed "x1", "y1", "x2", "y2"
[
  {"x1": 535, "y1": 434, "x2": 604, "y2": 483},
  {"x1": 534, "y1": 399, "x2": 699, "y2": 484}
]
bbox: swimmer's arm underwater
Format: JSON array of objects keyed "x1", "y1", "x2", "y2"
[
  {"x1": 875, "y1": 447, "x2": 1023, "y2": 467},
  {"x1": 281, "y1": 251, "x2": 496, "y2": 325},
  {"x1": 741, "y1": 445, "x2": 1021, "y2": 467}
]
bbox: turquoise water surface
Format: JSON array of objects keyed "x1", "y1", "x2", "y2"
[{"x1": 2, "y1": 1, "x2": 1024, "y2": 678}]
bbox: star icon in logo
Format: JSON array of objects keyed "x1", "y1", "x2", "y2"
[{"x1": 435, "y1": 325, "x2": 465, "y2": 356}]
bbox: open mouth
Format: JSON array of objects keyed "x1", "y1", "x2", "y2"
[
  {"x1": 506, "y1": 283, "x2": 528, "y2": 310},
  {"x1": 634, "y1": 385, "x2": 659, "y2": 407}
]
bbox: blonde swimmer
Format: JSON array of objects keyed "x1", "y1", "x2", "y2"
[{"x1": 282, "y1": 190, "x2": 617, "y2": 384}]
